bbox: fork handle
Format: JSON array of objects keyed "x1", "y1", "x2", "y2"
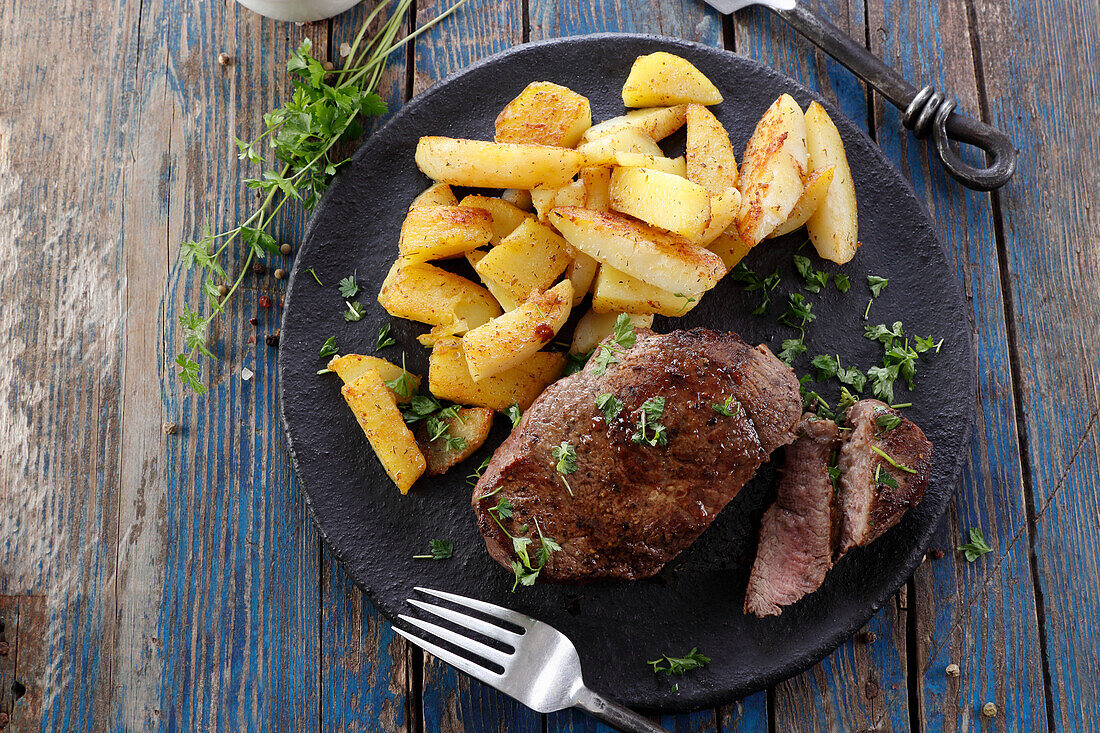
[
  {"x1": 573, "y1": 686, "x2": 670, "y2": 733},
  {"x1": 773, "y1": 1, "x2": 1017, "y2": 190}
]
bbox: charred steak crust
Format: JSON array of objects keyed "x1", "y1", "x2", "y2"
[
  {"x1": 472, "y1": 328, "x2": 802, "y2": 583},
  {"x1": 837, "y1": 400, "x2": 933, "y2": 553},
  {"x1": 744, "y1": 415, "x2": 841, "y2": 617}
]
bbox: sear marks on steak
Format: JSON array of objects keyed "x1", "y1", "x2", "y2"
[
  {"x1": 836, "y1": 400, "x2": 933, "y2": 554},
  {"x1": 472, "y1": 328, "x2": 802, "y2": 583},
  {"x1": 744, "y1": 414, "x2": 841, "y2": 617}
]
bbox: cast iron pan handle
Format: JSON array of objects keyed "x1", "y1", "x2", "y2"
[{"x1": 774, "y1": 2, "x2": 1018, "y2": 191}]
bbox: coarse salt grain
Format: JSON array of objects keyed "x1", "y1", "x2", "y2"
[{"x1": 242, "y1": 367, "x2": 254, "y2": 381}]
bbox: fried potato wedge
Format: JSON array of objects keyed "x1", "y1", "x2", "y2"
[
  {"x1": 566, "y1": 252, "x2": 599, "y2": 305},
  {"x1": 550, "y1": 207, "x2": 725, "y2": 297},
  {"x1": 474, "y1": 219, "x2": 572, "y2": 304},
  {"x1": 465, "y1": 249, "x2": 520, "y2": 312},
  {"x1": 570, "y1": 309, "x2": 654, "y2": 354},
  {"x1": 416, "y1": 320, "x2": 470, "y2": 348},
  {"x1": 429, "y1": 338, "x2": 565, "y2": 411},
  {"x1": 708, "y1": 228, "x2": 754, "y2": 270},
  {"x1": 341, "y1": 369, "x2": 426, "y2": 494},
  {"x1": 416, "y1": 407, "x2": 495, "y2": 475},
  {"x1": 576, "y1": 128, "x2": 664, "y2": 166},
  {"x1": 767, "y1": 164, "x2": 836, "y2": 239},
  {"x1": 581, "y1": 167, "x2": 612, "y2": 211},
  {"x1": 696, "y1": 187, "x2": 742, "y2": 246},
  {"x1": 736, "y1": 94, "x2": 808, "y2": 247},
  {"x1": 377, "y1": 260, "x2": 502, "y2": 329},
  {"x1": 804, "y1": 102, "x2": 859, "y2": 263},
  {"x1": 580, "y1": 105, "x2": 688, "y2": 144},
  {"x1": 613, "y1": 152, "x2": 687, "y2": 177},
  {"x1": 327, "y1": 353, "x2": 422, "y2": 402},
  {"x1": 621, "y1": 52, "x2": 723, "y2": 107},
  {"x1": 531, "y1": 179, "x2": 587, "y2": 222},
  {"x1": 494, "y1": 81, "x2": 592, "y2": 148},
  {"x1": 501, "y1": 188, "x2": 533, "y2": 211},
  {"x1": 462, "y1": 281, "x2": 573, "y2": 381},
  {"x1": 686, "y1": 104, "x2": 739, "y2": 193},
  {"x1": 398, "y1": 205, "x2": 493, "y2": 261},
  {"x1": 591, "y1": 265, "x2": 700, "y2": 316},
  {"x1": 609, "y1": 166, "x2": 712, "y2": 239},
  {"x1": 459, "y1": 195, "x2": 535, "y2": 244},
  {"x1": 409, "y1": 182, "x2": 458, "y2": 209},
  {"x1": 415, "y1": 136, "x2": 583, "y2": 189}
]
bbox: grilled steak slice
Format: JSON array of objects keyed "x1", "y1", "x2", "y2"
[
  {"x1": 744, "y1": 415, "x2": 840, "y2": 617},
  {"x1": 472, "y1": 328, "x2": 802, "y2": 583},
  {"x1": 836, "y1": 400, "x2": 933, "y2": 553}
]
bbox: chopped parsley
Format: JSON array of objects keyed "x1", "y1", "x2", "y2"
[
  {"x1": 385, "y1": 355, "x2": 416, "y2": 399},
  {"x1": 811, "y1": 354, "x2": 839, "y2": 380},
  {"x1": 413, "y1": 539, "x2": 453, "y2": 560},
  {"x1": 488, "y1": 497, "x2": 513, "y2": 520},
  {"x1": 466, "y1": 455, "x2": 492, "y2": 486},
  {"x1": 319, "y1": 336, "x2": 339, "y2": 358},
  {"x1": 632, "y1": 396, "x2": 669, "y2": 447},
  {"x1": 306, "y1": 267, "x2": 323, "y2": 286},
  {"x1": 712, "y1": 394, "x2": 739, "y2": 417},
  {"x1": 596, "y1": 392, "x2": 623, "y2": 421},
  {"x1": 505, "y1": 403, "x2": 523, "y2": 427},
  {"x1": 827, "y1": 465, "x2": 842, "y2": 493},
  {"x1": 780, "y1": 293, "x2": 816, "y2": 329},
  {"x1": 837, "y1": 386, "x2": 859, "y2": 410},
  {"x1": 876, "y1": 413, "x2": 902, "y2": 432},
  {"x1": 648, "y1": 648, "x2": 711, "y2": 676},
  {"x1": 875, "y1": 464, "x2": 899, "y2": 490},
  {"x1": 793, "y1": 254, "x2": 829, "y2": 293},
  {"x1": 871, "y1": 445, "x2": 916, "y2": 474},
  {"x1": 591, "y1": 315, "x2": 637, "y2": 376},
  {"x1": 673, "y1": 292, "x2": 697, "y2": 314},
  {"x1": 730, "y1": 263, "x2": 782, "y2": 314},
  {"x1": 402, "y1": 394, "x2": 441, "y2": 423},
  {"x1": 564, "y1": 349, "x2": 592, "y2": 376},
  {"x1": 834, "y1": 273, "x2": 851, "y2": 293},
  {"x1": 375, "y1": 323, "x2": 395, "y2": 351},
  {"x1": 344, "y1": 300, "x2": 366, "y2": 322},
  {"x1": 778, "y1": 338, "x2": 807, "y2": 364},
  {"x1": 867, "y1": 275, "x2": 889, "y2": 297},
  {"x1": 958, "y1": 527, "x2": 993, "y2": 562},
  {"x1": 338, "y1": 271, "x2": 360, "y2": 299},
  {"x1": 552, "y1": 442, "x2": 577, "y2": 475}
]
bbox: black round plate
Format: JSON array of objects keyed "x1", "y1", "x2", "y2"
[{"x1": 279, "y1": 34, "x2": 975, "y2": 712}]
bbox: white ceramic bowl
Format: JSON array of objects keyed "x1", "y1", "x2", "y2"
[{"x1": 236, "y1": 0, "x2": 361, "y2": 22}]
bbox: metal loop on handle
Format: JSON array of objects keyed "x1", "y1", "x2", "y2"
[{"x1": 902, "y1": 85, "x2": 950, "y2": 139}]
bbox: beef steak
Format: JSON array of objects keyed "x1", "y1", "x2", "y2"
[{"x1": 472, "y1": 328, "x2": 802, "y2": 583}]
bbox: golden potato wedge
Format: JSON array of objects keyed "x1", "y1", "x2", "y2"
[
  {"x1": 708, "y1": 228, "x2": 754, "y2": 270},
  {"x1": 576, "y1": 128, "x2": 664, "y2": 166},
  {"x1": 398, "y1": 205, "x2": 493, "y2": 261},
  {"x1": 474, "y1": 219, "x2": 572, "y2": 304},
  {"x1": 696, "y1": 187, "x2": 742, "y2": 245},
  {"x1": 494, "y1": 81, "x2": 592, "y2": 148},
  {"x1": 570, "y1": 309, "x2": 654, "y2": 354},
  {"x1": 415, "y1": 136, "x2": 583, "y2": 189},
  {"x1": 591, "y1": 265, "x2": 701, "y2": 316},
  {"x1": 416, "y1": 407, "x2": 495, "y2": 475},
  {"x1": 580, "y1": 105, "x2": 688, "y2": 144},
  {"x1": 377, "y1": 260, "x2": 502, "y2": 329},
  {"x1": 429, "y1": 338, "x2": 565, "y2": 411},
  {"x1": 327, "y1": 353, "x2": 422, "y2": 402},
  {"x1": 501, "y1": 188, "x2": 534, "y2": 211},
  {"x1": 566, "y1": 252, "x2": 599, "y2": 305},
  {"x1": 767, "y1": 165, "x2": 836, "y2": 239},
  {"x1": 465, "y1": 249, "x2": 520, "y2": 312},
  {"x1": 341, "y1": 369, "x2": 426, "y2": 494},
  {"x1": 613, "y1": 152, "x2": 687, "y2": 177},
  {"x1": 804, "y1": 102, "x2": 859, "y2": 263},
  {"x1": 736, "y1": 94, "x2": 808, "y2": 247},
  {"x1": 459, "y1": 195, "x2": 535, "y2": 244},
  {"x1": 621, "y1": 52, "x2": 723, "y2": 107},
  {"x1": 581, "y1": 167, "x2": 611, "y2": 211},
  {"x1": 416, "y1": 320, "x2": 470, "y2": 347},
  {"x1": 409, "y1": 182, "x2": 458, "y2": 209},
  {"x1": 686, "y1": 104, "x2": 739, "y2": 193},
  {"x1": 462, "y1": 281, "x2": 573, "y2": 381},
  {"x1": 531, "y1": 179, "x2": 587, "y2": 222},
  {"x1": 609, "y1": 166, "x2": 712, "y2": 239},
  {"x1": 550, "y1": 207, "x2": 725, "y2": 297}
]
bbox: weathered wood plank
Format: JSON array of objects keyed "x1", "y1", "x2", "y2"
[
  {"x1": 0, "y1": 0, "x2": 139, "y2": 728},
  {"x1": 970, "y1": 0, "x2": 1100, "y2": 726},
  {"x1": 319, "y1": 6, "x2": 416, "y2": 731},
  {"x1": 733, "y1": 3, "x2": 913, "y2": 730},
  {"x1": 152, "y1": 2, "x2": 328, "y2": 729},
  {"x1": 868, "y1": 0, "x2": 1049, "y2": 729}
]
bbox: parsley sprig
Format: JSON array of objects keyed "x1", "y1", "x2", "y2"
[
  {"x1": 413, "y1": 539, "x2": 453, "y2": 560},
  {"x1": 632, "y1": 396, "x2": 669, "y2": 447},
  {"x1": 591, "y1": 314, "x2": 638, "y2": 376},
  {"x1": 729, "y1": 263, "x2": 782, "y2": 314},
  {"x1": 174, "y1": 0, "x2": 468, "y2": 394},
  {"x1": 958, "y1": 527, "x2": 993, "y2": 562},
  {"x1": 648, "y1": 648, "x2": 711, "y2": 676},
  {"x1": 486, "y1": 498, "x2": 561, "y2": 590}
]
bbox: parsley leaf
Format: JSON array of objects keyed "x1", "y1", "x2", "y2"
[
  {"x1": 811, "y1": 354, "x2": 839, "y2": 380},
  {"x1": 780, "y1": 293, "x2": 816, "y2": 328},
  {"x1": 412, "y1": 539, "x2": 453, "y2": 560},
  {"x1": 914, "y1": 335, "x2": 944, "y2": 353},
  {"x1": 319, "y1": 336, "x2": 338, "y2": 358},
  {"x1": 875, "y1": 464, "x2": 899, "y2": 490},
  {"x1": 867, "y1": 275, "x2": 889, "y2": 297},
  {"x1": 344, "y1": 300, "x2": 366, "y2": 322},
  {"x1": 673, "y1": 292, "x2": 697, "y2": 314},
  {"x1": 876, "y1": 413, "x2": 902, "y2": 432},
  {"x1": 827, "y1": 465, "x2": 842, "y2": 493},
  {"x1": 871, "y1": 445, "x2": 917, "y2": 474},
  {"x1": 778, "y1": 338, "x2": 807, "y2": 364},
  {"x1": 402, "y1": 394, "x2": 440, "y2": 423},
  {"x1": 338, "y1": 271, "x2": 360, "y2": 299},
  {"x1": 489, "y1": 497, "x2": 513, "y2": 520},
  {"x1": 865, "y1": 321, "x2": 904, "y2": 346},
  {"x1": 552, "y1": 442, "x2": 578, "y2": 475},
  {"x1": 466, "y1": 456, "x2": 492, "y2": 486},
  {"x1": 632, "y1": 396, "x2": 669, "y2": 447},
  {"x1": 307, "y1": 267, "x2": 324, "y2": 286},
  {"x1": 713, "y1": 394, "x2": 740, "y2": 416},
  {"x1": 958, "y1": 527, "x2": 993, "y2": 562},
  {"x1": 442, "y1": 433, "x2": 467, "y2": 453},
  {"x1": 648, "y1": 648, "x2": 711, "y2": 676},
  {"x1": 564, "y1": 350, "x2": 592, "y2": 376},
  {"x1": 385, "y1": 354, "x2": 416, "y2": 399},
  {"x1": 591, "y1": 315, "x2": 637, "y2": 376},
  {"x1": 505, "y1": 403, "x2": 523, "y2": 427},
  {"x1": 793, "y1": 254, "x2": 829, "y2": 293},
  {"x1": 834, "y1": 273, "x2": 851, "y2": 293},
  {"x1": 375, "y1": 323, "x2": 395, "y2": 351},
  {"x1": 836, "y1": 365, "x2": 867, "y2": 392},
  {"x1": 596, "y1": 392, "x2": 623, "y2": 421}
]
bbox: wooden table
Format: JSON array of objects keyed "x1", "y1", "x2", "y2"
[{"x1": 0, "y1": 0, "x2": 1096, "y2": 729}]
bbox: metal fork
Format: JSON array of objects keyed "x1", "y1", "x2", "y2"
[
  {"x1": 395, "y1": 587, "x2": 669, "y2": 733},
  {"x1": 703, "y1": 0, "x2": 1017, "y2": 191}
]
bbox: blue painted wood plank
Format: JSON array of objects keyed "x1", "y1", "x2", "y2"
[
  {"x1": 869, "y1": 0, "x2": 1049, "y2": 729},
  {"x1": 968, "y1": 0, "x2": 1100, "y2": 727}
]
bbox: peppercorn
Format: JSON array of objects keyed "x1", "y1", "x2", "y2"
[
  {"x1": 274, "y1": 268, "x2": 286, "y2": 280},
  {"x1": 945, "y1": 663, "x2": 960, "y2": 677},
  {"x1": 982, "y1": 702, "x2": 997, "y2": 718},
  {"x1": 218, "y1": 52, "x2": 231, "y2": 66},
  {"x1": 931, "y1": 548, "x2": 945, "y2": 560},
  {"x1": 0, "y1": 641, "x2": 9, "y2": 656},
  {"x1": 162, "y1": 421, "x2": 178, "y2": 435},
  {"x1": 249, "y1": 316, "x2": 258, "y2": 326},
  {"x1": 280, "y1": 243, "x2": 292, "y2": 255},
  {"x1": 217, "y1": 284, "x2": 228, "y2": 297},
  {"x1": 252, "y1": 261, "x2": 267, "y2": 275},
  {"x1": 258, "y1": 295, "x2": 272, "y2": 309},
  {"x1": 858, "y1": 630, "x2": 877, "y2": 644},
  {"x1": 265, "y1": 333, "x2": 280, "y2": 347},
  {"x1": 322, "y1": 60, "x2": 334, "y2": 71}
]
